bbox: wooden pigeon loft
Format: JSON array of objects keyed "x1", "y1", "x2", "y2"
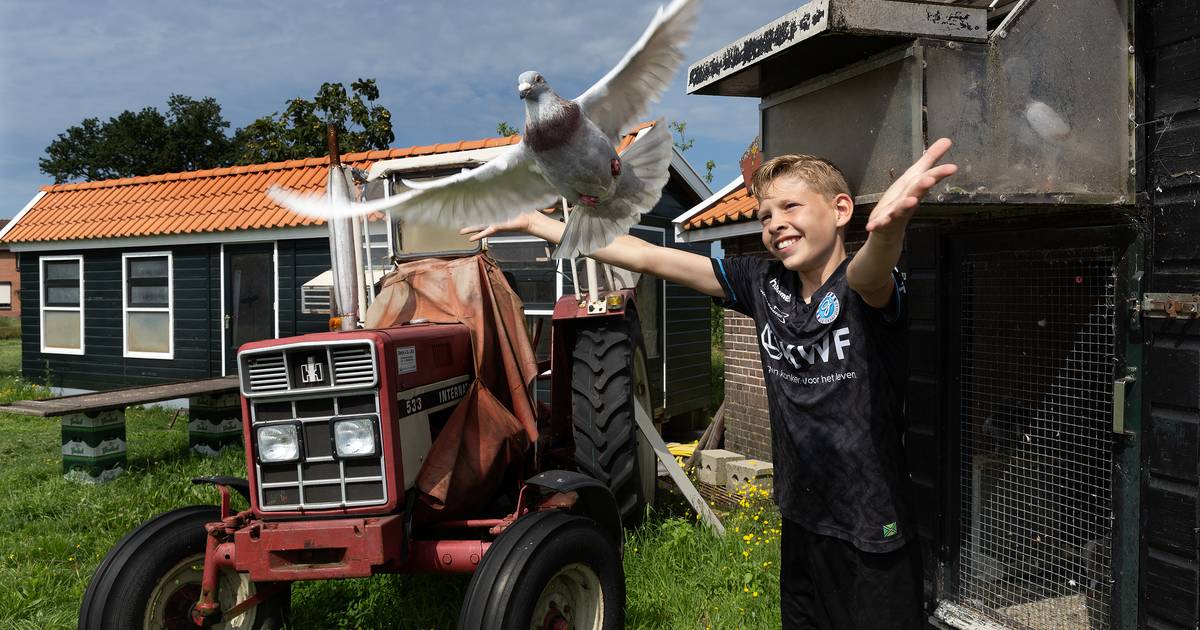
[{"x1": 687, "y1": 0, "x2": 1136, "y2": 207}]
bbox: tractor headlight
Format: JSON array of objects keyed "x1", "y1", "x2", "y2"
[
  {"x1": 257, "y1": 425, "x2": 300, "y2": 463},
  {"x1": 333, "y1": 418, "x2": 377, "y2": 458}
]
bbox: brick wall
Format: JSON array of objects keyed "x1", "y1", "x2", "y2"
[
  {"x1": 0, "y1": 250, "x2": 20, "y2": 319},
  {"x1": 720, "y1": 235, "x2": 772, "y2": 459}
]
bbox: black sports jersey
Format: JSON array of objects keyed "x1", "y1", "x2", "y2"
[{"x1": 713, "y1": 255, "x2": 913, "y2": 552}]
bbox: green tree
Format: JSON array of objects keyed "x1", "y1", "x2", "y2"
[
  {"x1": 669, "y1": 120, "x2": 715, "y2": 183},
  {"x1": 669, "y1": 120, "x2": 694, "y2": 152},
  {"x1": 232, "y1": 79, "x2": 394, "y2": 164},
  {"x1": 39, "y1": 95, "x2": 233, "y2": 183},
  {"x1": 496, "y1": 121, "x2": 520, "y2": 137}
]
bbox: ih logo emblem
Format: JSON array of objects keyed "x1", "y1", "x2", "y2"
[
  {"x1": 882, "y1": 522, "x2": 898, "y2": 538},
  {"x1": 301, "y1": 356, "x2": 324, "y2": 384}
]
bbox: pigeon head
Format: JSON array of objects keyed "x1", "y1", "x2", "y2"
[{"x1": 517, "y1": 71, "x2": 551, "y2": 100}]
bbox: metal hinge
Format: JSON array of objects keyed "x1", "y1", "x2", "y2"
[
  {"x1": 1112, "y1": 372, "x2": 1136, "y2": 436},
  {"x1": 1137, "y1": 293, "x2": 1200, "y2": 319}
]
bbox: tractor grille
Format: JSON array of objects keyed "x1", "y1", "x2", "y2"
[
  {"x1": 331, "y1": 345, "x2": 375, "y2": 386},
  {"x1": 239, "y1": 341, "x2": 378, "y2": 397},
  {"x1": 246, "y1": 353, "x2": 288, "y2": 392},
  {"x1": 251, "y1": 392, "x2": 388, "y2": 511},
  {"x1": 954, "y1": 248, "x2": 1116, "y2": 629}
]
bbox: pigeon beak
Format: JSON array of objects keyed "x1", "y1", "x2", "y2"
[{"x1": 518, "y1": 82, "x2": 532, "y2": 99}]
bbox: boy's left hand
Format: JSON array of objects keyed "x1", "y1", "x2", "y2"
[{"x1": 866, "y1": 138, "x2": 957, "y2": 235}]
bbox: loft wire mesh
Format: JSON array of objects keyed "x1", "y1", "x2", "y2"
[{"x1": 955, "y1": 248, "x2": 1116, "y2": 630}]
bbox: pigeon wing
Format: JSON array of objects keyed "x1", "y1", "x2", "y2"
[
  {"x1": 575, "y1": 0, "x2": 699, "y2": 142},
  {"x1": 267, "y1": 144, "x2": 560, "y2": 227}
]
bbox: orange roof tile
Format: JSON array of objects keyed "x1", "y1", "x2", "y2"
[
  {"x1": 0, "y1": 133, "x2": 516, "y2": 244},
  {"x1": 681, "y1": 180, "x2": 757, "y2": 231},
  {"x1": 5, "y1": 124, "x2": 660, "y2": 244}
]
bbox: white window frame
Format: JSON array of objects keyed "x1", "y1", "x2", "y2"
[
  {"x1": 40, "y1": 254, "x2": 85, "y2": 355},
  {"x1": 0, "y1": 281, "x2": 12, "y2": 310},
  {"x1": 122, "y1": 251, "x2": 174, "y2": 359}
]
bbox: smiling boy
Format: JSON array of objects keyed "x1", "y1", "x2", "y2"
[{"x1": 464, "y1": 139, "x2": 957, "y2": 629}]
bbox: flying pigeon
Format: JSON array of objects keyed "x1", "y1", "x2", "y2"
[{"x1": 268, "y1": 0, "x2": 699, "y2": 259}]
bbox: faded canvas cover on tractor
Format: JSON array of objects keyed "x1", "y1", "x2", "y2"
[{"x1": 365, "y1": 254, "x2": 540, "y2": 515}]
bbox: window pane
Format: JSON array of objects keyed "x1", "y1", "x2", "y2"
[
  {"x1": 524, "y1": 315, "x2": 551, "y2": 362},
  {"x1": 0, "y1": 283, "x2": 10, "y2": 307},
  {"x1": 45, "y1": 311, "x2": 81, "y2": 349},
  {"x1": 46, "y1": 286, "x2": 80, "y2": 306},
  {"x1": 45, "y1": 260, "x2": 80, "y2": 281},
  {"x1": 129, "y1": 257, "x2": 168, "y2": 278},
  {"x1": 489, "y1": 241, "x2": 558, "y2": 308},
  {"x1": 130, "y1": 285, "x2": 169, "y2": 306},
  {"x1": 128, "y1": 311, "x2": 169, "y2": 353}
]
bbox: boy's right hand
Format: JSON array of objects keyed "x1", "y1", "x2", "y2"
[{"x1": 865, "y1": 138, "x2": 957, "y2": 236}]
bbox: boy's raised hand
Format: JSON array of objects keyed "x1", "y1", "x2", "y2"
[
  {"x1": 866, "y1": 138, "x2": 957, "y2": 235},
  {"x1": 459, "y1": 212, "x2": 537, "y2": 242}
]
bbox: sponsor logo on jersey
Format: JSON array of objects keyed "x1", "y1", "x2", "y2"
[
  {"x1": 760, "y1": 324, "x2": 851, "y2": 369},
  {"x1": 816, "y1": 292, "x2": 840, "y2": 324},
  {"x1": 769, "y1": 277, "x2": 792, "y2": 302},
  {"x1": 767, "y1": 301, "x2": 791, "y2": 323}
]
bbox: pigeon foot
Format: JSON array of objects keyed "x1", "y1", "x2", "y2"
[
  {"x1": 578, "y1": 194, "x2": 599, "y2": 207},
  {"x1": 611, "y1": 158, "x2": 622, "y2": 177}
]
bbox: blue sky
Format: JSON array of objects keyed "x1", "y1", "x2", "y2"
[{"x1": 0, "y1": 0, "x2": 802, "y2": 219}]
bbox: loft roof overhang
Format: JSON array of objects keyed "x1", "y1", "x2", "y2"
[{"x1": 686, "y1": 0, "x2": 986, "y2": 98}]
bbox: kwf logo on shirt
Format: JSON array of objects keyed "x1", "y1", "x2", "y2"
[{"x1": 760, "y1": 324, "x2": 851, "y2": 369}]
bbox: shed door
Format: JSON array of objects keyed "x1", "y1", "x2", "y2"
[
  {"x1": 939, "y1": 224, "x2": 1139, "y2": 630},
  {"x1": 224, "y1": 244, "x2": 275, "y2": 373}
]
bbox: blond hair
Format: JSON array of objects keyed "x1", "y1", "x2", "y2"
[{"x1": 749, "y1": 154, "x2": 851, "y2": 201}]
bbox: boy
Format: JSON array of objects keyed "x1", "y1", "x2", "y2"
[{"x1": 464, "y1": 139, "x2": 957, "y2": 629}]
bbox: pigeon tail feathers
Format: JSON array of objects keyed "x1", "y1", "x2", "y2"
[
  {"x1": 616, "y1": 120, "x2": 673, "y2": 209},
  {"x1": 553, "y1": 202, "x2": 640, "y2": 259},
  {"x1": 552, "y1": 121, "x2": 674, "y2": 259}
]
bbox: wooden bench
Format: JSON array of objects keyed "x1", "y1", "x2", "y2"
[{"x1": 0, "y1": 376, "x2": 241, "y2": 483}]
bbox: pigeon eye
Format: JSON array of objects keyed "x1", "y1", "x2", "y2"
[{"x1": 536, "y1": 76, "x2": 544, "y2": 83}]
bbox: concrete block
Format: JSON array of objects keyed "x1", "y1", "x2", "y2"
[
  {"x1": 697, "y1": 449, "x2": 743, "y2": 485},
  {"x1": 727, "y1": 458, "x2": 774, "y2": 494}
]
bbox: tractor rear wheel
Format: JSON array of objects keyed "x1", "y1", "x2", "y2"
[
  {"x1": 78, "y1": 505, "x2": 288, "y2": 630},
  {"x1": 570, "y1": 314, "x2": 655, "y2": 528},
  {"x1": 458, "y1": 510, "x2": 624, "y2": 630}
]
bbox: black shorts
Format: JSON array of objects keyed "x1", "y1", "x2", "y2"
[{"x1": 781, "y1": 517, "x2": 924, "y2": 630}]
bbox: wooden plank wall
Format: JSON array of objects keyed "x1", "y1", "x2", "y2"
[
  {"x1": 1141, "y1": 1, "x2": 1200, "y2": 627},
  {"x1": 21, "y1": 245, "x2": 214, "y2": 390},
  {"x1": 21, "y1": 238, "x2": 331, "y2": 390}
]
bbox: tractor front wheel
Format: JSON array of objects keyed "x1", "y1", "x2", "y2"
[
  {"x1": 78, "y1": 505, "x2": 288, "y2": 630},
  {"x1": 458, "y1": 511, "x2": 624, "y2": 630},
  {"x1": 570, "y1": 314, "x2": 655, "y2": 527}
]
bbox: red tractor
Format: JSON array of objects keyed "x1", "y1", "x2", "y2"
[{"x1": 78, "y1": 156, "x2": 658, "y2": 629}]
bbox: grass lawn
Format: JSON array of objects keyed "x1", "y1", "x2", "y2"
[{"x1": 0, "y1": 339, "x2": 780, "y2": 629}]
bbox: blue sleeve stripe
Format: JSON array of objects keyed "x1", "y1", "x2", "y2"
[
  {"x1": 715, "y1": 258, "x2": 738, "y2": 307},
  {"x1": 882, "y1": 270, "x2": 905, "y2": 323}
]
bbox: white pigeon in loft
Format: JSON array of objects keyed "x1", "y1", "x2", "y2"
[{"x1": 268, "y1": 0, "x2": 700, "y2": 259}]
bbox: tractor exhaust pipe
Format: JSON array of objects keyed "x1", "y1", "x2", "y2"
[{"x1": 326, "y1": 125, "x2": 360, "y2": 330}]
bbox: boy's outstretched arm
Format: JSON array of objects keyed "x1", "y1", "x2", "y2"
[
  {"x1": 847, "y1": 138, "x2": 958, "y2": 308},
  {"x1": 461, "y1": 211, "x2": 726, "y2": 299}
]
